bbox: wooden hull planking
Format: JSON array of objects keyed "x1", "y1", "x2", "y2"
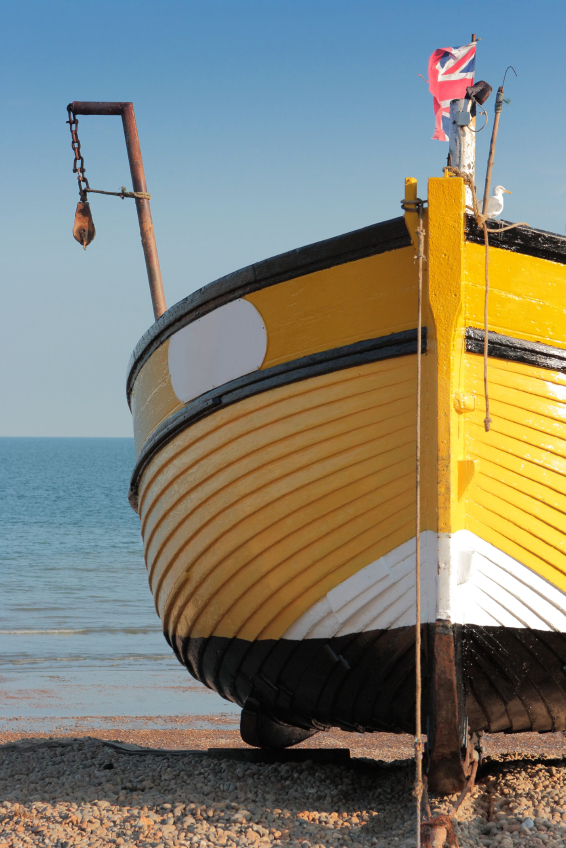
[{"x1": 127, "y1": 175, "x2": 566, "y2": 777}]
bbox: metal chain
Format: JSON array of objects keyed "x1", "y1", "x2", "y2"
[
  {"x1": 66, "y1": 108, "x2": 150, "y2": 202},
  {"x1": 67, "y1": 108, "x2": 90, "y2": 201}
]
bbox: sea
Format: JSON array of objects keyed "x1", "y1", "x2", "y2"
[{"x1": 0, "y1": 438, "x2": 239, "y2": 726}]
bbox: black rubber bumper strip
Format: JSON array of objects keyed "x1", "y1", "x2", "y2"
[
  {"x1": 465, "y1": 215, "x2": 566, "y2": 265},
  {"x1": 466, "y1": 327, "x2": 566, "y2": 373}
]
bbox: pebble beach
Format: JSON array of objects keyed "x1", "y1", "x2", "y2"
[{"x1": 2, "y1": 726, "x2": 566, "y2": 848}]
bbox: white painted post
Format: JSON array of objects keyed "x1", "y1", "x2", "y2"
[{"x1": 449, "y1": 98, "x2": 475, "y2": 211}]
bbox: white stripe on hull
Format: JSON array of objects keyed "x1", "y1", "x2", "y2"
[
  {"x1": 283, "y1": 532, "x2": 438, "y2": 639},
  {"x1": 283, "y1": 530, "x2": 566, "y2": 639}
]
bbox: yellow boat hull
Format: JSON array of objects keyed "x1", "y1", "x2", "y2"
[{"x1": 127, "y1": 175, "x2": 566, "y2": 773}]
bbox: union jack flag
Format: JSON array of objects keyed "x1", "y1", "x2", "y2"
[{"x1": 428, "y1": 43, "x2": 476, "y2": 141}]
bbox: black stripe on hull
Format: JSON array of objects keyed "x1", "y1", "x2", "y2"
[
  {"x1": 129, "y1": 328, "x2": 427, "y2": 509},
  {"x1": 464, "y1": 626, "x2": 566, "y2": 733},
  {"x1": 172, "y1": 626, "x2": 566, "y2": 736},
  {"x1": 465, "y1": 215, "x2": 566, "y2": 265},
  {"x1": 127, "y1": 216, "x2": 411, "y2": 403},
  {"x1": 466, "y1": 327, "x2": 566, "y2": 373},
  {"x1": 175, "y1": 628, "x2": 431, "y2": 735}
]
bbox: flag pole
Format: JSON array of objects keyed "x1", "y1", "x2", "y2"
[
  {"x1": 447, "y1": 35, "x2": 478, "y2": 208},
  {"x1": 446, "y1": 35, "x2": 476, "y2": 169}
]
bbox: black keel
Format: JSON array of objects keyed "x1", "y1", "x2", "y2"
[{"x1": 427, "y1": 620, "x2": 470, "y2": 795}]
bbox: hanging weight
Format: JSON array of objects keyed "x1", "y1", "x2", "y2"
[{"x1": 73, "y1": 201, "x2": 96, "y2": 249}]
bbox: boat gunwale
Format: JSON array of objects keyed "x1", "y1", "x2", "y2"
[
  {"x1": 128, "y1": 327, "x2": 427, "y2": 511},
  {"x1": 126, "y1": 216, "x2": 412, "y2": 405},
  {"x1": 127, "y1": 212, "x2": 566, "y2": 405},
  {"x1": 465, "y1": 215, "x2": 566, "y2": 263}
]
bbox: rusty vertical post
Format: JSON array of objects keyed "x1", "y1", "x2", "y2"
[
  {"x1": 67, "y1": 101, "x2": 167, "y2": 321},
  {"x1": 120, "y1": 103, "x2": 166, "y2": 320}
]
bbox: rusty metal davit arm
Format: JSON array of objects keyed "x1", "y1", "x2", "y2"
[{"x1": 67, "y1": 101, "x2": 167, "y2": 320}]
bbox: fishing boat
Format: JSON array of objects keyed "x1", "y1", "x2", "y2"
[{"x1": 67, "y1": 96, "x2": 566, "y2": 794}]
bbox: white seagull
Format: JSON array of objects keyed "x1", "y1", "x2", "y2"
[{"x1": 481, "y1": 185, "x2": 511, "y2": 218}]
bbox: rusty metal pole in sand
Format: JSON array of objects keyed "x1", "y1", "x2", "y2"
[{"x1": 67, "y1": 101, "x2": 167, "y2": 321}]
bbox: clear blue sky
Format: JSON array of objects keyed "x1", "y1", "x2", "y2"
[{"x1": 1, "y1": 0, "x2": 563, "y2": 437}]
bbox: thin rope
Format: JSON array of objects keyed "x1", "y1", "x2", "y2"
[
  {"x1": 482, "y1": 223, "x2": 491, "y2": 430},
  {"x1": 86, "y1": 186, "x2": 151, "y2": 200},
  {"x1": 400, "y1": 196, "x2": 428, "y2": 844},
  {"x1": 415, "y1": 200, "x2": 425, "y2": 847},
  {"x1": 443, "y1": 166, "x2": 528, "y2": 431},
  {"x1": 401, "y1": 194, "x2": 426, "y2": 842}
]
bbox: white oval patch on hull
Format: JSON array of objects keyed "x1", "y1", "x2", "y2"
[{"x1": 168, "y1": 298, "x2": 267, "y2": 404}]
